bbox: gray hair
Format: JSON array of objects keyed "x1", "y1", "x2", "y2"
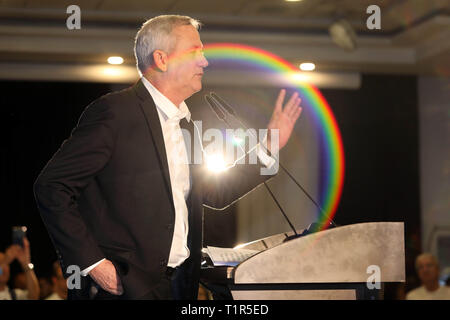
[{"x1": 134, "y1": 15, "x2": 202, "y2": 76}]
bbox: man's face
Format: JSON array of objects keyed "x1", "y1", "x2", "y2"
[
  {"x1": 165, "y1": 24, "x2": 208, "y2": 100},
  {"x1": 417, "y1": 256, "x2": 439, "y2": 284},
  {"x1": 53, "y1": 265, "x2": 68, "y2": 299}
]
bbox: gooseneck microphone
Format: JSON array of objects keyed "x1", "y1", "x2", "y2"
[
  {"x1": 206, "y1": 95, "x2": 299, "y2": 237},
  {"x1": 207, "y1": 92, "x2": 337, "y2": 234}
]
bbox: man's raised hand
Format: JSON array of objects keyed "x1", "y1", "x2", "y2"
[{"x1": 266, "y1": 89, "x2": 302, "y2": 153}]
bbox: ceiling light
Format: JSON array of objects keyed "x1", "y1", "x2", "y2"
[
  {"x1": 107, "y1": 56, "x2": 124, "y2": 65},
  {"x1": 285, "y1": 0, "x2": 303, "y2": 2},
  {"x1": 299, "y1": 62, "x2": 315, "y2": 71},
  {"x1": 329, "y1": 19, "x2": 357, "y2": 51}
]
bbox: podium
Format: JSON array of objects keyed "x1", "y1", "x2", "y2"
[{"x1": 201, "y1": 222, "x2": 405, "y2": 300}]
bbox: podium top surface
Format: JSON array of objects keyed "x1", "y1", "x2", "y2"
[{"x1": 233, "y1": 222, "x2": 405, "y2": 284}]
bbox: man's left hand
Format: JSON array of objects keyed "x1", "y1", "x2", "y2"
[{"x1": 266, "y1": 89, "x2": 302, "y2": 153}]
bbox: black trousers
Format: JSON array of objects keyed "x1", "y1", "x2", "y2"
[
  {"x1": 92, "y1": 275, "x2": 172, "y2": 300},
  {"x1": 68, "y1": 262, "x2": 191, "y2": 300},
  {"x1": 137, "y1": 266, "x2": 186, "y2": 300}
]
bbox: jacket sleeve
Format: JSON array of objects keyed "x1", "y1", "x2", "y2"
[
  {"x1": 201, "y1": 145, "x2": 278, "y2": 210},
  {"x1": 33, "y1": 98, "x2": 116, "y2": 272}
]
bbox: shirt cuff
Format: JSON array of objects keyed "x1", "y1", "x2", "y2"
[
  {"x1": 81, "y1": 258, "x2": 105, "y2": 277},
  {"x1": 256, "y1": 134, "x2": 278, "y2": 169}
]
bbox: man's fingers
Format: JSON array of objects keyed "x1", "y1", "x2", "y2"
[
  {"x1": 284, "y1": 92, "x2": 299, "y2": 115},
  {"x1": 23, "y1": 238, "x2": 30, "y2": 250},
  {"x1": 114, "y1": 270, "x2": 123, "y2": 295},
  {"x1": 116, "y1": 279, "x2": 124, "y2": 295},
  {"x1": 89, "y1": 259, "x2": 124, "y2": 295},
  {"x1": 286, "y1": 97, "x2": 301, "y2": 118},
  {"x1": 102, "y1": 271, "x2": 123, "y2": 295},
  {"x1": 10, "y1": 246, "x2": 22, "y2": 257},
  {"x1": 293, "y1": 106, "x2": 302, "y2": 122},
  {"x1": 275, "y1": 89, "x2": 286, "y2": 113}
]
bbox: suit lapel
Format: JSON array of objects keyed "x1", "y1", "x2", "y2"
[
  {"x1": 133, "y1": 79, "x2": 174, "y2": 205},
  {"x1": 180, "y1": 117, "x2": 202, "y2": 187},
  {"x1": 180, "y1": 117, "x2": 204, "y2": 252}
]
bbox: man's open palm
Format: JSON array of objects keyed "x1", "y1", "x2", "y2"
[{"x1": 267, "y1": 89, "x2": 302, "y2": 153}]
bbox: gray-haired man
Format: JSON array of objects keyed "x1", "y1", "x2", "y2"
[{"x1": 34, "y1": 15, "x2": 302, "y2": 299}]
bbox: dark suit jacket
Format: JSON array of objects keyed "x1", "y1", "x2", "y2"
[{"x1": 33, "y1": 79, "x2": 273, "y2": 299}]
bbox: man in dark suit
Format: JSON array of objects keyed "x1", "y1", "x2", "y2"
[{"x1": 33, "y1": 15, "x2": 302, "y2": 300}]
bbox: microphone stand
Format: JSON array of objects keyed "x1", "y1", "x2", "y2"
[
  {"x1": 207, "y1": 92, "x2": 338, "y2": 237},
  {"x1": 205, "y1": 95, "x2": 299, "y2": 237}
]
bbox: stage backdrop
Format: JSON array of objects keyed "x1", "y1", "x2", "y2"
[{"x1": 0, "y1": 74, "x2": 421, "y2": 290}]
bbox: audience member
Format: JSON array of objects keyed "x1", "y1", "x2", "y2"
[
  {"x1": 384, "y1": 282, "x2": 406, "y2": 300},
  {"x1": 38, "y1": 276, "x2": 53, "y2": 300},
  {"x1": 45, "y1": 261, "x2": 67, "y2": 300},
  {"x1": 12, "y1": 272, "x2": 27, "y2": 290},
  {"x1": 0, "y1": 238, "x2": 40, "y2": 300},
  {"x1": 406, "y1": 253, "x2": 450, "y2": 300}
]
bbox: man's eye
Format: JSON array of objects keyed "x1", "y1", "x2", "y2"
[
  {"x1": 192, "y1": 49, "x2": 203, "y2": 55},
  {"x1": 186, "y1": 51, "x2": 196, "y2": 58}
]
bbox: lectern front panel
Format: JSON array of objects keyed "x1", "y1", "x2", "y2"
[{"x1": 231, "y1": 289, "x2": 357, "y2": 300}]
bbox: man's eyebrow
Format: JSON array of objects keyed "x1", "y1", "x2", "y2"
[{"x1": 186, "y1": 45, "x2": 203, "y2": 53}]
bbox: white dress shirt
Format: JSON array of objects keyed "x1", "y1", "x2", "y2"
[
  {"x1": 0, "y1": 287, "x2": 29, "y2": 300},
  {"x1": 406, "y1": 285, "x2": 450, "y2": 300},
  {"x1": 142, "y1": 77, "x2": 192, "y2": 267},
  {"x1": 45, "y1": 292, "x2": 64, "y2": 300},
  {"x1": 82, "y1": 77, "x2": 277, "y2": 274}
]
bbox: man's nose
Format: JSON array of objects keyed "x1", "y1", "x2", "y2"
[{"x1": 198, "y1": 53, "x2": 209, "y2": 68}]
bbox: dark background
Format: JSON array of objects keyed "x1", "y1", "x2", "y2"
[{"x1": 0, "y1": 74, "x2": 421, "y2": 291}]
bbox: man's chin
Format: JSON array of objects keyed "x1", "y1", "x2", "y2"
[{"x1": 192, "y1": 82, "x2": 202, "y2": 93}]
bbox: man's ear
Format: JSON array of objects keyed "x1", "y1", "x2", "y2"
[{"x1": 153, "y1": 50, "x2": 168, "y2": 72}]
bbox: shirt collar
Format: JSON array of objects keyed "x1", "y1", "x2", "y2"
[{"x1": 141, "y1": 77, "x2": 191, "y2": 123}]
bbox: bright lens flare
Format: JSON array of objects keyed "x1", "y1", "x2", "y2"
[
  {"x1": 290, "y1": 72, "x2": 309, "y2": 83},
  {"x1": 206, "y1": 153, "x2": 228, "y2": 173},
  {"x1": 103, "y1": 67, "x2": 121, "y2": 76},
  {"x1": 232, "y1": 135, "x2": 244, "y2": 146},
  {"x1": 107, "y1": 56, "x2": 124, "y2": 65}
]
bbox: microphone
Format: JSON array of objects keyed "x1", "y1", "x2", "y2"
[
  {"x1": 205, "y1": 95, "x2": 225, "y2": 120},
  {"x1": 210, "y1": 92, "x2": 237, "y2": 117},
  {"x1": 208, "y1": 92, "x2": 338, "y2": 234},
  {"x1": 206, "y1": 94, "x2": 299, "y2": 237}
]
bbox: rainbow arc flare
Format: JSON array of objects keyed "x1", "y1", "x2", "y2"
[{"x1": 201, "y1": 43, "x2": 345, "y2": 231}]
